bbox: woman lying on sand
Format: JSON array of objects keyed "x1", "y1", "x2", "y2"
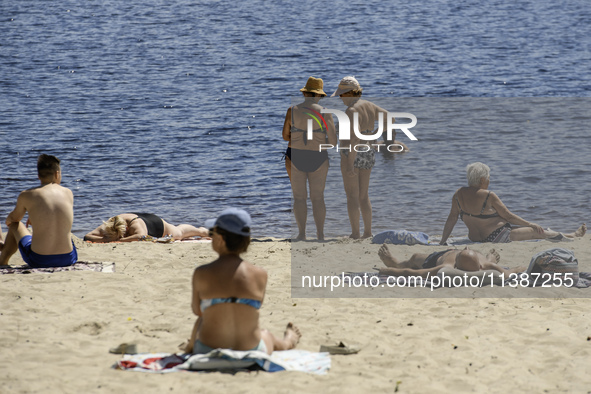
[
  {"x1": 184, "y1": 208, "x2": 300, "y2": 355},
  {"x1": 83, "y1": 213, "x2": 208, "y2": 242},
  {"x1": 377, "y1": 244, "x2": 524, "y2": 278},
  {"x1": 440, "y1": 162, "x2": 586, "y2": 244}
]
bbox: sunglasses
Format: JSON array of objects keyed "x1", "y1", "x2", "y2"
[{"x1": 208, "y1": 227, "x2": 227, "y2": 237}]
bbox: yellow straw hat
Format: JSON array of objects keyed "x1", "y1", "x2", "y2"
[{"x1": 300, "y1": 76, "x2": 327, "y2": 96}]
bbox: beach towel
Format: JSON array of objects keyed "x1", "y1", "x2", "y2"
[
  {"x1": 0, "y1": 261, "x2": 115, "y2": 275},
  {"x1": 114, "y1": 349, "x2": 330, "y2": 375},
  {"x1": 371, "y1": 230, "x2": 432, "y2": 245},
  {"x1": 173, "y1": 237, "x2": 212, "y2": 243}
]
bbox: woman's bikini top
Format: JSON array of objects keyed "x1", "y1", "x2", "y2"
[
  {"x1": 291, "y1": 105, "x2": 328, "y2": 145},
  {"x1": 456, "y1": 191, "x2": 499, "y2": 220},
  {"x1": 291, "y1": 126, "x2": 326, "y2": 145},
  {"x1": 200, "y1": 297, "x2": 262, "y2": 313}
]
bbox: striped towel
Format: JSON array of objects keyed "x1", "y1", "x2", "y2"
[
  {"x1": 0, "y1": 261, "x2": 115, "y2": 274},
  {"x1": 115, "y1": 349, "x2": 330, "y2": 375}
]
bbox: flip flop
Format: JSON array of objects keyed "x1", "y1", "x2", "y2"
[
  {"x1": 109, "y1": 343, "x2": 138, "y2": 355},
  {"x1": 155, "y1": 235, "x2": 174, "y2": 243},
  {"x1": 319, "y1": 341, "x2": 360, "y2": 355},
  {"x1": 548, "y1": 233, "x2": 574, "y2": 242}
]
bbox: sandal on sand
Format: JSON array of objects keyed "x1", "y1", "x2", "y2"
[
  {"x1": 319, "y1": 341, "x2": 360, "y2": 355},
  {"x1": 155, "y1": 235, "x2": 174, "y2": 243},
  {"x1": 547, "y1": 233, "x2": 574, "y2": 242},
  {"x1": 109, "y1": 343, "x2": 138, "y2": 355}
]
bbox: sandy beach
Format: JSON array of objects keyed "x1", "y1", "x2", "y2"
[{"x1": 1, "y1": 234, "x2": 590, "y2": 393}]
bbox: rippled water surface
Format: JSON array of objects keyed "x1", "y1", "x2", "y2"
[{"x1": 1, "y1": 0, "x2": 589, "y2": 238}]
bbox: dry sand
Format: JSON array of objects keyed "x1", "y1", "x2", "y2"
[{"x1": 1, "y1": 234, "x2": 591, "y2": 393}]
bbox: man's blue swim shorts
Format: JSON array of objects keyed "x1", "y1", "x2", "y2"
[{"x1": 18, "y1": 235, "x2": 77, "y2": 268}]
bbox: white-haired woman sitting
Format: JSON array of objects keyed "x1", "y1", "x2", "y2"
[{"x1": 440, "y1": 162, "x2": 586, "y2": 244}]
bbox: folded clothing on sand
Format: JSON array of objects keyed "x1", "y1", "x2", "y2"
[
  {"x1": 518, "y1": 248, "x2": 588, "y2": 288},
  {"x1": 115, "y1": 349, "x2": 330, "y2": 375}
]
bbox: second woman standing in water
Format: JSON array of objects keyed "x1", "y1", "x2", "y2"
[{"x1": 333, "y1": 76, "x2": 388, "y2": 239}]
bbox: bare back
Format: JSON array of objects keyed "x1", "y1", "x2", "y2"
[
  {"x1": 455, "y1": 187, "x2": 507, "y2": 241},
  {"x1": 338, "y1": 98, "x2": 389, "y2": 150},
  {"x1": 22, "y1": 184, "x2": 74, "y2": 254},
  {"x1": 289, "y1": 100, "x2": 336, "y2": 151},
  {"x1": 193, "y1": 256, "x2": 268, "y2": 350}
]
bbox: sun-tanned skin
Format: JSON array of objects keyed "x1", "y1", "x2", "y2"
[
  {"x1": 183, "y1": 225, "x2": 301, "y2": 355},
  {"x1": 377, "y1": 244, "x2": 525, "y2": 278},
  {"x1": 440, "y1": 171, "x2": 586, "y2": 244},
  {"x1": 283, "y1": 85, "x2": 337, "y2": 241},
  {"x1": 84, "y1": 213, "x2": 208, "y2": 242},
  {"x1": 0, "y1": 156, "x2": 75, "y2": 266}
]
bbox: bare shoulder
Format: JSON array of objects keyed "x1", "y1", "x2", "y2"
[
  {"x1": 243, "y1": 260, "x2": 268, "y2": 283},
  {"x1": 193, "y1": 262, "x2": 217, "y2": 286},
  {"x1": 59, "y1": 185, "x2": 74, "y2": 199},
  {"x1": 242, "y1": 260, "x2": 266, "y2": 274},
  {"x1": 18, "y1": 187, "x2": 34, "y2": 198},
  {"x1": 487, "y1": 191, "x2": 501, "y2": 201},
  {"x1": 370, "y1": 100, "x2": 387, "y2": 112},
  {"x1": 195, "y1": 261, "x2": 217, "y2": 274}
]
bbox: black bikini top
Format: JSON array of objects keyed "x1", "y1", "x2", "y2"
[{"x1": 456, "y1": 191, "x2": 499, "y2": 220}]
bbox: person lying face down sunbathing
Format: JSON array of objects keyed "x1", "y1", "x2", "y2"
[
  {"x1": 183, "y1": 208, "x2": 301, "y2": 355},
  {"x1": 83, "y1": 213, "x2": 208, "y2": 242},
  {"x1": 440, "y1": 162, "x2": 586, "y2": 244},
  {"x1": 377, "y1": 244, "x2": 525, "y2": 278}
]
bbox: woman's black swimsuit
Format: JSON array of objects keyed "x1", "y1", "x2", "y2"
[
  {"x1": 456, "y1": 191, "x2": 499, "y2": 220},
  {"x1": 285, "y1": 147, "x2": 328, "y2": 173},
  {"x1": 286, "y1": 126, "x2": 328, "y2": 173},
  {"x1": 130, "y1": 213, "x2": 165, "y2": 237},
  {"x1": 456, "y1": 192, "x2": 512, "y2": 242}
]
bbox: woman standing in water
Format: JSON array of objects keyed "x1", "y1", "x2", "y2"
[
  {"x1": 282, "y1": 77, "x2": 336, "y2": 240},
  {"x1": 333, "y1": 76, "x2": 387, "y2": 239}
]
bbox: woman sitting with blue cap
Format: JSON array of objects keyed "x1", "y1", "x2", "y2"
[{"x1": 184, "y1": 208, "x2": 301, "y2": 355}]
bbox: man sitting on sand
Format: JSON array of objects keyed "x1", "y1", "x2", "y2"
[
  {"x1": 377, "y1": 244, "x2": 524, "y2": 278},
  {"x1": 0, "y1": 154, "x2": 77, "y2": 267}
]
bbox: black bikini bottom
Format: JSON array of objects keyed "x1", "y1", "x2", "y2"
[
  {"x1": 285, "y1": 147, "x2": 328, "y2": 173},
  {"x1": 132, "y1": 213, "x2": 165, "y2": 237}
]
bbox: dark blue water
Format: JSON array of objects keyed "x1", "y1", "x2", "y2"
[{"x1": 1, "y1": 0, "x2": 589, "y2": 238}]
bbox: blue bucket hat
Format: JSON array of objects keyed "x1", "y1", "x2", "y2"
[{"x1": 204, "y1": 208, "x2": 252, "y2": 237}]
